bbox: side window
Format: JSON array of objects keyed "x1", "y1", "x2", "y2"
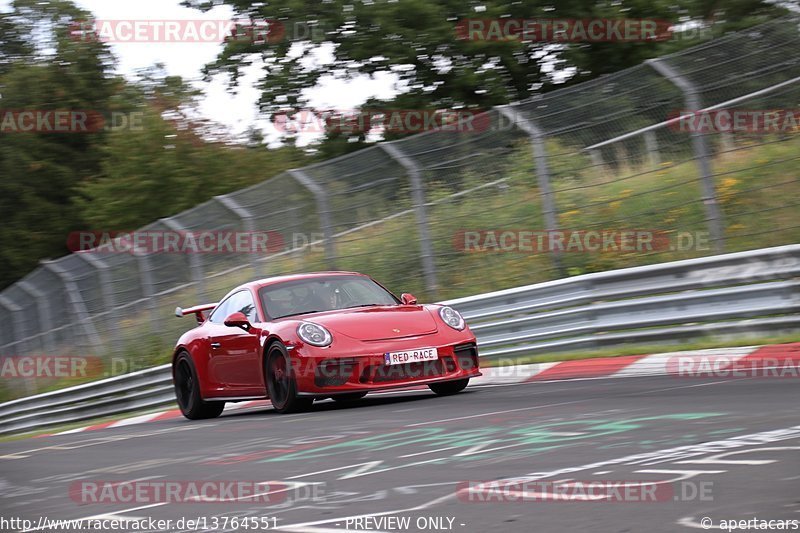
[
  {"x1": 208, "y1": 297, "x2": 232, "y2": 324},
  {"x1": 224, "y1": 290, "x2": 259, "y2": 323}
]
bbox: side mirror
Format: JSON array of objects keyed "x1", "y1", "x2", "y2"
[
  {"x1": 224, "y1": 312, "x2": 252, "y2": 331},
  {"x1": 400, "y1": 293, "x2": 418, "y2": 305}
]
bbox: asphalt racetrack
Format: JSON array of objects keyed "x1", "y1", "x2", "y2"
[{"x1": 2, "y1": 374, "x2": 799, "y2": 533}]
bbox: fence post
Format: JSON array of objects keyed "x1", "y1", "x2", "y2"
[
  {"x1": 0, "y1": 294, "x2": 35, "y2": 394},
  {"x1": 648, "y1": 58, "x2": 725, "y2": 252},
  {"x1": 0, "y1": 295, "x2": 26, "y2": 355},
  {"x1": 288, "y1": 169, "x2": 337, "y2": 269},
  {"x1": 719, "y1": 132, "x2": 734, "y2": 154},
  {"x1": 41, "y1": 260, "x2": 104, "y2": 355},
  {"x1": 380, "y1": 142, "x2": 439, "y2": 298},
  {"x1": 16, "y1": 281, "x2": 56, "y2": 353},
  {"x1": 643, "y1": 130, "x2": 661, "y2": 169},
  {"x1": 135, "y1": 252, "x2": 160, "y2": 335},
  {"x1": 160, "y1": 217, "x2": 206, "y2": 299},
  {"x1": 496, "y1": 105, "x2": 565, "y2": 276},
  {"x1": 75, "y1": 253, "x2": 121, "y2": 355},
  {"x1": 214, "y1": 194, "x2": 267, "y2": 277},
  {"x1": 589, "y1": 149, "x2": 604, "y2": 171},
  {"x1": 214, "y1": 195, "x2": 256, "y2": 233}
]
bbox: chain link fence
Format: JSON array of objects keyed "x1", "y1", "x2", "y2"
[{"x1": 2, "y1": 17, "x2": 799, "y2": 398}]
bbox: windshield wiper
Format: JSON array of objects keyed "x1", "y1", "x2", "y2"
[
  {"x1": 275, "y1": 310, "x2": 326, "y2": 319},
  {"x1": 276, "y1": 304, "x2": 389, "y2": 318}
]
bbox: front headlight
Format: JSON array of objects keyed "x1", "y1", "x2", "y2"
[
  {"x1": 297, "y1": 322, "x2": 333, "y2": 347},
  {"x1": 439, "y1": 306, "x2": 465, "y2": 331}
]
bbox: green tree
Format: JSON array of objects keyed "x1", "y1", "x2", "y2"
[
  {"x1": 75, "y1": 70, "x2": 303, "y2": 230},
  {"x1": 0, "y1": 0, "x2": 117, "y2": 287},
  {"x1": 184, "y1": 0, "x2": 792, "y2": 154},
  {"x1": 0, "y1": 2, "x2": 303, "y2": 288}
]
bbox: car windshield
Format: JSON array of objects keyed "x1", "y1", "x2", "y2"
[{"x1": 259, "y1": 275, "x2": 400, "y2": 319}]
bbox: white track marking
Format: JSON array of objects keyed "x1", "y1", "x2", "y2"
[
  {"x1": 675, "y1": 446, "x2": 800, "y2": 465},
  {"x1": 399, "y1": 445, "x2": 463, "y2": 458},
  {"x1": 52, "y1": 427, "x2": 91, "y2": 435},
  {"x1": 613, "y1": 347, "x2": 757, "y2": 378},
  {"x1": 108, "y1": 413, "x2": 163, "y2": 428},
  {"x1": 287, "y1": 461, "x2": 384, "y2": 480},
  {"x1": 1, "y1": 427, "x2": 196, "y2": 459},
  {"x1": 405, "y1": 399, "x2": 585, "y2": 427},
  {"x1": 471, "y1": 362, "x2": 558, "y2": 384},
  {"x1": 626, "y1": 379, "x2": 736, "y2": 395}
]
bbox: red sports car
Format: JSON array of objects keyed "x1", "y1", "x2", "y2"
[{"x1": 172, "y1": 272, "x2": 481, "y2": 418}]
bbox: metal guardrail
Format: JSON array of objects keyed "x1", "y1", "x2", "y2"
[
  {"x1": 1, "y1": 244, "x2": 798, "y2": 436},
  {"x1": 453, "y1": 245, "x2": 800, "y2": 357}
]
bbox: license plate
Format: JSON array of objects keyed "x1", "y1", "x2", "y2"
[{"x1": 384, "y1": 348, "x2": 438, "y2": 366}]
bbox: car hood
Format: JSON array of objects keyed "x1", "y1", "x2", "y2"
[{"x1": 303, "y1": 305, "x2": 439, "y2": 341}]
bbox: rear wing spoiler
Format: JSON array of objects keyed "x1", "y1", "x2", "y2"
[{"x1": 175, "y1": 303, "x2": 217, "y2": 324}]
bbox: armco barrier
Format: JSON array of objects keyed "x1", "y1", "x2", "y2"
[{"x1": 0, "y1": 244, "x2": 797, "y2": 435}]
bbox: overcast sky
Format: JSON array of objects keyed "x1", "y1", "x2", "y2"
[{"x1": 0, "y1": 0, "x2": 399, "y2": 144}]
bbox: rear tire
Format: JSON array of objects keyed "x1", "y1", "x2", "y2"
[
  {"x1": 331, "y1": 392, "x2": 367, "y2": 402},
  {"x1": 429, "y1": 378, "x2": 469, "y2": 396},
  {"x1": 266, "y1": 343, "x2": 313, "y2": 414},
  {"x1": 174, "y1": 352, "x2": 225, "y2": 420}
]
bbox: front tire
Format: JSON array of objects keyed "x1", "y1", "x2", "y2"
[
  {"x1": 266, "y1": 343, "x2": 313, "y2": 414},
  {"x1": 174, "y1": 352, "x2": 225, "y2": 420},
  {"x1": 429, "y1": 378, "x2": 469, "y2": 396}
]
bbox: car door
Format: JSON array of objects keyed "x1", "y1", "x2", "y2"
[{"x1": 206, "y1": 290, "x2": 264, "y2": 396}]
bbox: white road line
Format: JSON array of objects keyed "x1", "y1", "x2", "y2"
[
  {"x1": 399, "y1": 445, "x2": 463, "y2": 458},
  {"x1": 471, "y1": 362, "x2": 557, "y2": 384},
  {"x1": 1, "y1": 427, "x2": 196, "y2": 459},
  {"x1": 405, "y1": 399, "x2": 585, "y2": 427},
  {"x1": 277, "y1": 424, "x2": 800, "y2": 532},
  {"x1": 626, "y1": 379, "x2": 736, "y2": 395},
  {"x1": 287, "y1": 461, "x2": 384, "y2": 480},
  {"x1": 613, "y1": 347, "x2": 757, "y2": 378},
  {"x1": 108, "y1": 413, "x2": 162, "y2": 428},
  {"x1": 675, "y1": 446, "x2": 800, "y2": 465}
]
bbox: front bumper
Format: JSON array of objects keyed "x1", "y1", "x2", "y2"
[{"x1": 292, "y1": 341, "x2": 481, "y2": 395}]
